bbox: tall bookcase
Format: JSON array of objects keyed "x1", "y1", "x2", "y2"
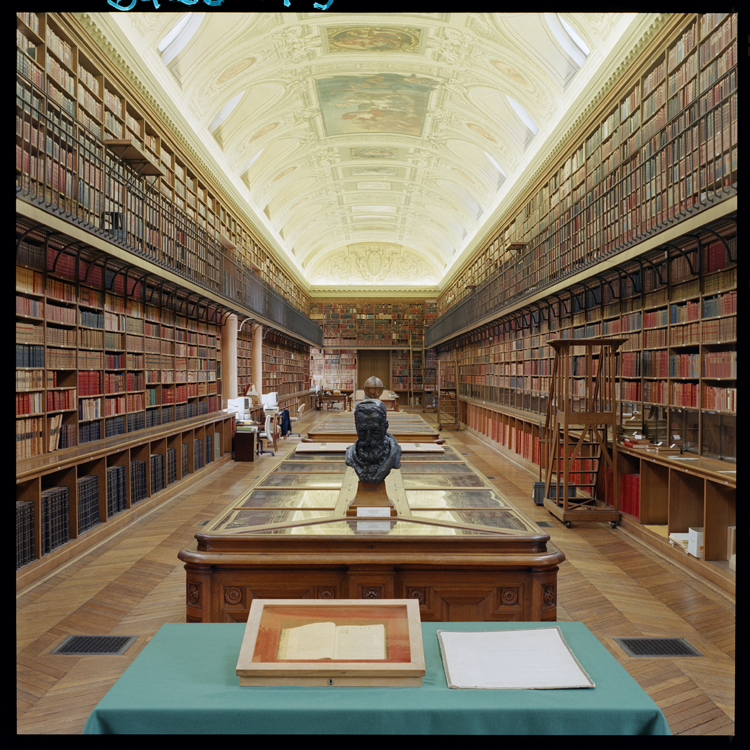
[
  {"x1": 445, "y1": 214, "x2": 736, "y2": 460},
  {"x1": 437, "y1": 212, "x2": 736, "y2": 594},
  {"x1": 16, "y1": 225, "x2": 224, "y2": 460},
  {"x1": 436, "y1": 12, "x2": 737, "y2": 321},
  {"x1": 16, "y1": 223, "x2": 233, "y2": 589},
  {"x1": 261, "y1": 330, "x2": 311, "y2": 409},
  {"x1": 237, "y1": 327, "x2": 254, "y2": 397},
  {"x1": 16, "y1": 11, "x2": 310, "y2": 317},
  {"x1": 309, "y1": 300, "x2": 438, "y2": 407}
]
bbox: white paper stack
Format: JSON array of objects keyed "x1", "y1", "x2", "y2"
[{"x1": 437, "y1": 627, "x2": 595, "y2": 690}]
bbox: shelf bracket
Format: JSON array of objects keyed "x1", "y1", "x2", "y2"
[
  {"x1": 661, "y1": 241, "x2": 696, "y2": 277},
  {"x1": 691, "y1": 225, "x2": 736, "y2": 267},
  {"x1": 637, "y1": 256, "x2": 664, "y2": 287}
]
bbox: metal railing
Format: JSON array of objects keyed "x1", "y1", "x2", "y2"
[{"x1": 15, "y1": 78, "x2": 323, "y2": 347}]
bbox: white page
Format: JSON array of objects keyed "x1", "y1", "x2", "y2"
[
  {"x1": 334, "y1": 624, "x2": 386, "y2": 660},
  {"x1": 438, "y1": 628, "x2": 594, "y2": 689}
]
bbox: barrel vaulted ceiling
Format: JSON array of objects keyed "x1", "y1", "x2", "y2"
[{"x1": 104, "y1": 12, "x2": 644, "y2": 293}]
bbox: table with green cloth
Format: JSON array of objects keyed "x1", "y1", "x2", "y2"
[{"x1": 83, "y1": 621, "x2": 670, "y2": 735}]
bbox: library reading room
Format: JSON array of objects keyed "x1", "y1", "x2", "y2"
[{"x1": 16, "y1": 11, "x2": 738, "y2": 736}]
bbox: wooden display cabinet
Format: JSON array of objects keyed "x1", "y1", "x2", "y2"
[{"x1": 179, "y1": 444, "x2": 564, "y2": 624}]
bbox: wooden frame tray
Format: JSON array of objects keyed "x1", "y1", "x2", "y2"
[{"x1": 236, "y1": 599, "x2": 425, "y2": 686}]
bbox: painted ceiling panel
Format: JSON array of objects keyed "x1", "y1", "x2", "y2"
[{"x1": 110, "y1": 11, "x2": 640, "y2": 291}]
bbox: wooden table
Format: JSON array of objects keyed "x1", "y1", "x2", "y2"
[
  {"x1": 82, "y1": 621, "x2": 671, "y2": 735},
  {"x1": 178, "y1": 443, "x2": 564, "y2": 623}
]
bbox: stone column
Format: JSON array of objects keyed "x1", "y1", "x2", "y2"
[{"x1": 223, "y1": 313, "x2": 238, "y2": 403}]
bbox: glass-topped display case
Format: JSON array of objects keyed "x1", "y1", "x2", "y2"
[{"x1": 179, "y1": 444, "x2": 564, "y2": 623}]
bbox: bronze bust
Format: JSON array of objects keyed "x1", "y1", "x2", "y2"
[{"x1": 345, "y1": 398, "x2": 401, "y2": 484}]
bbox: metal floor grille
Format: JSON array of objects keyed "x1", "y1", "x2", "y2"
[
  {"x1": 536, "y1": 521, "x2": 554, "y2": 527},
  {"x1": 50, "y1": 635, "x2": 137, "y2": 655},
  {"x1": 614, "y1": 637, "x2": 702, "y2": 657}
]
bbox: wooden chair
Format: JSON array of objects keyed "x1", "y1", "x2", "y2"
[{"x1": 257, "y1": 413, "x2": 276, "y2": 456}]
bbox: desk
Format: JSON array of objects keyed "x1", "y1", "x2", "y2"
[
  {"x1": 83, "y1": 621, "x2": 670, "y2": 735},
  {"x1": 319, "y1": 393, "x2": 351, "y2": 411}
]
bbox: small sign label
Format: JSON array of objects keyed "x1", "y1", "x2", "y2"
[{"x1": 357, "y1": 507, "x2": 391, "y2": 517}]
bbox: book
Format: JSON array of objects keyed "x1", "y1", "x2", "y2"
[{"x1": 277, "y1": 622, "x2": 386, "y2": 661}]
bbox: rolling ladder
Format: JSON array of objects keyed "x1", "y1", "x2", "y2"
[
  {"x1": 437, "y1": 359, "x2": 460, "y2": 431},
  {"x1": 542, "y1": 337, "x2": 626, "y2": 528}
]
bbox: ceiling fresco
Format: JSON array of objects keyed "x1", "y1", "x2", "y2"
[{"x1": 103, "y1": 12, "x2": 644, "y2": 292}]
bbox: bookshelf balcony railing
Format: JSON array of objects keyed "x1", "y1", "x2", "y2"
[
  {"x1": 427, "y1": 65, "x2": 737, "y2": 349},
  {"x1": 15, "y1": 79, "x2": 323, "y2": 348}
]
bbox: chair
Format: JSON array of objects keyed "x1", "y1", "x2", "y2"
[
  {"x1": 257, "y1": 413, "x2": 276, "y2": 456},
  {"x1": 285, "y1": 402, "x2": 305, "y2": 439}
]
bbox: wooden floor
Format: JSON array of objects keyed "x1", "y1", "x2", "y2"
[{"x1": 17, "y1": 410, "x2": 735, "y2": 735}]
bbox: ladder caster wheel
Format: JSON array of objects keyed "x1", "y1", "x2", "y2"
[
  {"x1": 565, "y1": 521, "x2": 571, "y2": 528},
  {"x1": 611, "y1": 521, "x2": 618, "y2": 529}
]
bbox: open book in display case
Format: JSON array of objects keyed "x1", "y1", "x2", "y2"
[{"x1": 236, "y1": 599, "x2": 425, "y2": 686}]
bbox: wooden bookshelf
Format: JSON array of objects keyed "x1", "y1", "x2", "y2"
[
  {"x1": 16, "y1": 11, "x2": 310, "y2": 320},
  {"x1": 436, "y1": 211, "x2": 735, "y2": 594},
  {"x1": 16, "y1": 225, "x2": 224, "y2": 460},
  {"x1": 436, "y1": 13, "x2": 737, "y2": 322},
  {"x1": 308, "y1": 300, "x2": 438, "y2": 407},
  {"x1": 311, "y1": 348, "x2": 356, "y2": 391},
  {"x1": 261, "y1": 330, "x2": 311, "y2": 402},
  {"x1": 237, "y1": 327, "x2": 253, "y2": 397},
  {"x1": 442, "y1": 215, "x2": 736, "y2": 458},
  {"x1": 16, "y1": 411, "x2": 235, "y2": 590}
]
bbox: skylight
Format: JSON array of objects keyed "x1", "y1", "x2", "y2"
[
  {"x1": 241, "y1": 148, "x2": 266, "y2": 176},
  {"x1": 545, "y1": 13, "x2": 587, "y2": 68},
  {"x1": 158, "y1": 13, "x2": 205, "y2": 66},
  {"x1": 506, "y1": 97, "x2": 538, "y2": 135},
  {"x1": 483, "y1": 150, "x2": 507, "y2": 178},
  {"x1": 209, "y1": 91, "x2": 244, "y2": 133},
  {"x1": 559, "y1": 15, "x2": 590, "y2": 56}
]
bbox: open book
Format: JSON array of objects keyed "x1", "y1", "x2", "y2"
[{"x1": 277, "y1": 622, "x2": 386, "y2": 661}]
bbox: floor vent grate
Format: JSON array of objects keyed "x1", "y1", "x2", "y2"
[
  {"x1": 614, "y1": 637, "x2": 702, "y2": 657},
  {"x1": 50, "y1": 635, "x2": 137, "y2": 655},
  {"x1": 536, "y1": 521, "x2": 554, "y2": 527}
]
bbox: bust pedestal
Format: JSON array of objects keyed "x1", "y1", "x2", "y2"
[{"x1": 345, "y1": 481, "x2": 398, "y2": 517}]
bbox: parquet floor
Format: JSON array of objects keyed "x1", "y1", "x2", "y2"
[{"x1": 16, "y1": 410, "x2": 736, "y2": 735}]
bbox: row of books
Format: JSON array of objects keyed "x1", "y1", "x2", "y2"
[
  {"x1": 150, "y1": 453, "x2": 164, "y2": 495},
  {"x1": 703, "y1": 385, "x2": 736, "y2": 412},
  {"x1": 17, "y1": 344, "x2": 44, "y2": 368},
  {"x1": 77, "y1": 475, "x2": 100, "y2": 534},
  {"x1": 41, "y1": 486, "x2": 70, "y2": 555},
  {"x1": 703, "y1": 351, "x2": 736, "y2": 378},
  {"x1": 16, "y1": 501, "x2": 35, "y2": 569},
  {"x1": 620, "y1": 474, "x2": 641, "y2": 518}
]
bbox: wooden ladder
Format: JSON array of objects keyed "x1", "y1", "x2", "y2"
[{"x1": 542, "y1": 337, "x2": 626, "y2": 528}]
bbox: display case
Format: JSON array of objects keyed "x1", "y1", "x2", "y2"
[
  {"x1": 178, "y1": 443, "x2": 564, "y2": 623},
  {"x1": 236, "y1": 598, "x2": 425, "y2": 686}
]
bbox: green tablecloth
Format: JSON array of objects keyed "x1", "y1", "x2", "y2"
[{"x1": 83, "y1": 621, "x2": 670, "y2": 735}]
